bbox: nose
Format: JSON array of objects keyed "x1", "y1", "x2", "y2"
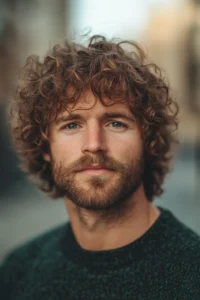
[{"x1": 81, "y1": 122, "x2": 108, "y2": 154}]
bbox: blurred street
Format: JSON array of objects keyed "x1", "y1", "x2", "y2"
[{"x1": 0, "y1": 143, "x2": 199, "y2": 262}]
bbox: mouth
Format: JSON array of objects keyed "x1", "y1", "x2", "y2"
[{"x1": 77, "y1": 165, "x2": 114, "y2": 174}]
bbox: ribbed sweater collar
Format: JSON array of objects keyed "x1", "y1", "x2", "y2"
[{"x1": 60, "y1": 206, "x2": 179, "y2": 273}]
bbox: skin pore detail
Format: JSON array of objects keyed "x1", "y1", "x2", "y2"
[{"x1": 45, "y1": 89, "x2": 160, "y2": 251}]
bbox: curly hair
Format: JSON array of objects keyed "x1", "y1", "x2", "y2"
[{"x1": 10, "y1": 35, "x2": 179, "y2": 201}]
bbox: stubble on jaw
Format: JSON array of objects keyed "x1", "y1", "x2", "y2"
[
  {"x1": 51, "y1": 152, "x2": 144, "y2": 219},
  {"x1": 67, "y1": 189, "x2": 144, "y2": 230}
]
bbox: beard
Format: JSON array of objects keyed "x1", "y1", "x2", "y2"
[{"x1": 51, "y1": 152, "x2": 144, "y2": 211}]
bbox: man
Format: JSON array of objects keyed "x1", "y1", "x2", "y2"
[{"x1": 0, "y1": 35, "x2": 200, "y2": 299}]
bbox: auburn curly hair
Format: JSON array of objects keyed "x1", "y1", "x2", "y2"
[{"x1": 10, "y1": 35, "x2": 178, "y2": 201}]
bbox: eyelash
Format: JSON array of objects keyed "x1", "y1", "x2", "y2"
[{"x1": 62, "y1": 121, "x2": 128, "y2": 131}]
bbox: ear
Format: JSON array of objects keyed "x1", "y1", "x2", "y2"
[{"x1": 43, "y1": 153, "x2": 51, "y2": 162}]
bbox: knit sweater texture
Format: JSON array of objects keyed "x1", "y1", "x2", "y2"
[{"x1": 1, "y1": 206, "x2": 200, "y2": 300}]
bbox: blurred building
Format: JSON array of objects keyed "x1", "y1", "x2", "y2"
[
  {"x1": 0, "y1": 0, "x2": 69, "y2": 195},
  {"x1": 144, "y1": 0, "x2": 200, "y2": 144}
]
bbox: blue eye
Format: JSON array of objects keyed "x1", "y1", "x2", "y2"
[
  {"x1": 62, "y1": 121, "x2": 127, "y2": 131},
  {"x1": 64, "y1": 123, "x2": 79, "y2": 130},
  {"x1": 110, "y1": 122, "x2": 127, "y2": 128}
]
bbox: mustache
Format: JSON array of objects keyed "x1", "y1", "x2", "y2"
[{"x1": 57, "y1": 153, "x2": 125, "y2": 173}]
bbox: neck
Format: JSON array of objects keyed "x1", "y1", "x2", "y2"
[{"x1": 64, "y1": 185, "x2": 160, "y2": 251}]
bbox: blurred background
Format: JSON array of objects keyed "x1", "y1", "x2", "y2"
[{"x1": 0, "y1": 0, "x2": 200, "y2": 261}]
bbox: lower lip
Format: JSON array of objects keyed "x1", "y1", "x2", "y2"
[{"x1": 78, "y1": 169, "x2": 112, "y2": 175}]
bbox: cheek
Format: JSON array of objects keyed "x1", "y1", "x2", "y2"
[
  {"x1": 109, "y1": 134, "x2": 143, "y2": 162},
  {"x1": 51, "y1": 140, "x2": 65, "y2": 155},
  {"x1": 50, "y1": 138, "x2": 81, "y2": 163}
]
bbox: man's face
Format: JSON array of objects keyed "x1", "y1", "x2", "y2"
[{"x1": 45, "y1": 90, "x2": 144, "y2": 210}]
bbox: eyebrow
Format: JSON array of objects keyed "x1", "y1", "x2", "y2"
[{"x1": 55, "y1": 112, "x2": 136, "y2": 125}]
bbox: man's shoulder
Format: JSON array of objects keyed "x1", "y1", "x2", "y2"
[
  {"x1": 171, "y1": 213, "x2": 200, "y2": 252},
  {"x1": 158, "y1": 206, "x2": 200, "y2": 265},
  {"x1": 176, "y1": 221, "x2": 200, "y2": 266},
  {"x1": 162, "y1": 208, "x2": 200, "y2": 268},
  {"x1": 173, "y1": 221, "x2": 200, "y2": 296},
  {"x1": 0, "y1": 223, "x2": 68, "y2": 298},
  {"x1": 0, "y1": 222, "x2": 68, "y2": 272},
  {"x1": 159, "y1": 206, "x2": 200, "y2": 244}
]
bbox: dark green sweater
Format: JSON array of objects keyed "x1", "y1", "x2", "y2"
[{"x1": 1, "y1": 206, "x2": 200, "y2": 300}]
